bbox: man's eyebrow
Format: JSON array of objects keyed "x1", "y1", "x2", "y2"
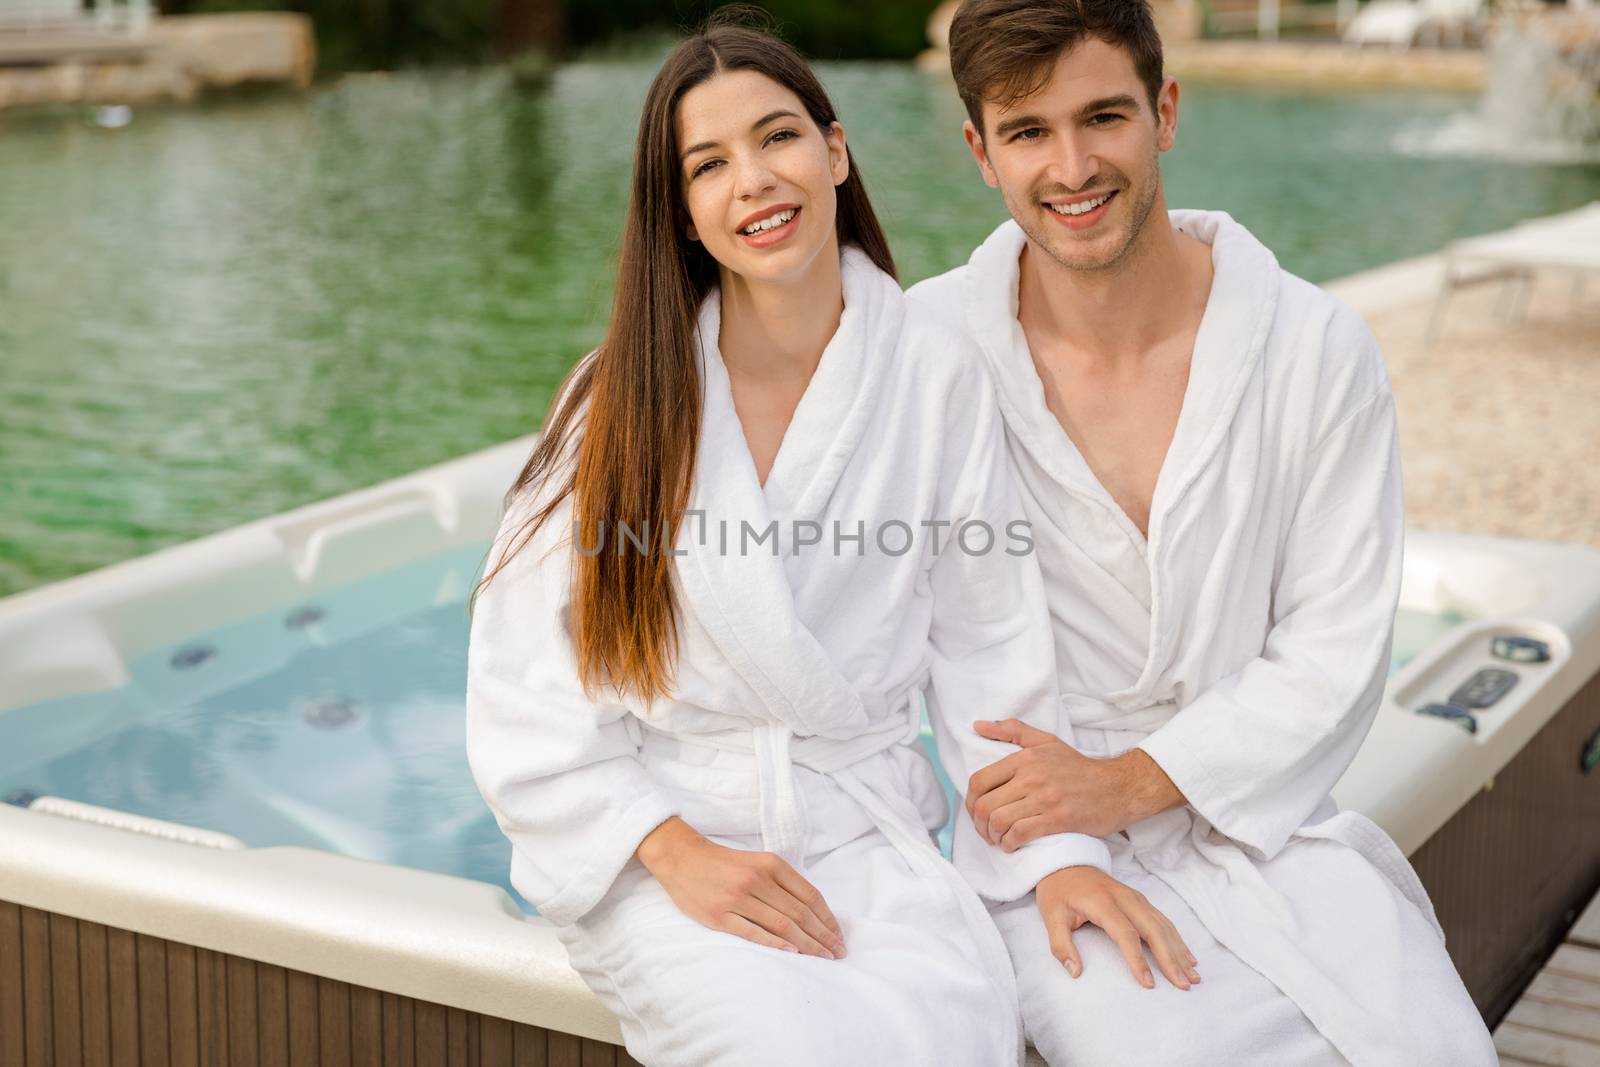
[
  {"x1": 1074, "y1": 94, "x2": 1140, "y2": 121},
  {"x1": 680, "y1": 109, "x2": 803, "y2": 160},
  {"x1": 993, "y1": 113, "x2": 1049, "y2": 138}
]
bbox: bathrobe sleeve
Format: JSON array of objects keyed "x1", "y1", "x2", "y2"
[
  {"x1": 465, "y1": 481, "x2": 680, "y2": 925},
  {"x1": 1137, "y1": 321, "x2": 1404, "y2": 861},
  {"x1": 923, "y1": 350, "x2": 1114, "y2": 903}
]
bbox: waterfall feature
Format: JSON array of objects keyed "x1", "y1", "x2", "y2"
[{"x1": 1396, "y1": 11, "x2": 1600, "y2": 163}]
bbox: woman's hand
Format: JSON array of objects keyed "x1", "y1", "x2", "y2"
[
  {"x1": 636, "y1": 817, "x2": 847, "y2": 960},
  {"x1": 1035, "y1": 866, "x2": 1200, "y2": 990}
]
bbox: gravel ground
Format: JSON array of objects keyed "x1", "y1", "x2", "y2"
[{"x1": 1365, "y1": 268, "x2": 1600, "y2": 548}]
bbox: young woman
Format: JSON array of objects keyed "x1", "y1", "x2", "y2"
[{"x1": 465, "y1": 15, "x2": 1194, "y2": 1067}]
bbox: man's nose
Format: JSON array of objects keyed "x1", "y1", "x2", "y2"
[{"x1": 1046, "y1": 135, "x2": 1102, "y2": 194}]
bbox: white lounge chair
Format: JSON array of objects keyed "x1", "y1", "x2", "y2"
[
  {"x1": 1343, "y1": 0, "x2": 1484, "y2": 48},
  {"x1": 1424, "y1": 201, "x2": 1600, "y2": 344}
]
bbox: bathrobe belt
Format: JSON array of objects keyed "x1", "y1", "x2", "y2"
[
  {"x1": 1061, "y1": 693, "x2": 1180, "y2": 734},
  {"x1": 645, "y1": 718, "x2": 918, "y2": 868},
  {"x1": 636, "y1": 716, "x2": 1027, "y2": 1062}
]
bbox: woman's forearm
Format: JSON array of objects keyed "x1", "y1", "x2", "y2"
[{"x1": 636, "y1": 814, "x2": 703, "y2": 874}]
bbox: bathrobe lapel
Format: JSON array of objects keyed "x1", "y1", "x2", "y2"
[
  {"x1": 960, "y1": 213, "x2": 1279, "y2": 703},
  {"x1": 672, "y1": 247, "x2": 900, "y2": 741},
  {"x1": 1139, "y1": 210, "x2": 1280, "y2": 692}
]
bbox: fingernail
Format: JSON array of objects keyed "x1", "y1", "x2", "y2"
[
  {"x1": 1066, "y1": 961, "x2": 1079, "y2": 977},
  {"x1": 781, "y1": 944, "x2": 798, "y2": 953},
  {"x1": 835, "y1": 942, "x2": 848, "y2": 958},
  {"x1": 1142, "y1": 971, "x2": 1154, "y2": 988}
]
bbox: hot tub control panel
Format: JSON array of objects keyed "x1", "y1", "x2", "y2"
[
  {"x1": 1448, "y1": 668, "x2": 1519, "y2": 710},
  {"x1": 1404, "y1": 628, "x2": 1561, "y2": 737},
  {"x1": 1416, "y1": 702, "x2": 1479, "y2": 734},
  {"x1": 1491, "y1": 635, "x2": 1551, "y2": 664},
  {"x1": 1415, "y1": 665, "x2": 1523, "y2": 733}
]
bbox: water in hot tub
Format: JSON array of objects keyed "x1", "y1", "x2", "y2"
[{"x1": 0, "y1": 544, "x2": 1464, "y2": 916}]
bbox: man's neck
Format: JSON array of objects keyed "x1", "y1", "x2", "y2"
[{"x1": 1017, "y1": 210, "x2": 1213, "y2": 371}]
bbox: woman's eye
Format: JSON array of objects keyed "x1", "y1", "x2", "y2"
[
  {"x1": 690, "y1": 159, "x2": 721, "y2": 178},
  {"x1": 766, "y1": 128, "x2": 799, "y2": 145}
]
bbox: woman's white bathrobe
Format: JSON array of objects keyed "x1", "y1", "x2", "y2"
[
  {"x1": 907, "y1": 212, "x2": 1497, "y2": 1067},
  {"x1": 465, "y1": 247, "x2": 1112, "y2": 1067}
]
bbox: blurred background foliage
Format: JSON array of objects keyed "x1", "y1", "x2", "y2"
[{"x1": 156, "y1": 0, "x2": 936, "y2": 71}]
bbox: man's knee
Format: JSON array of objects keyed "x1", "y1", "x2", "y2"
[{"x1": 1015, "y1": 949, "x2": 1345, "y2": 1067}]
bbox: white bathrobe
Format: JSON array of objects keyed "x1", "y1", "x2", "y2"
[
  {"x1": 907, "y1": 212, "x2": 1497, "y2": 1067},
  {"x1": 466, "y1": 246, "x2": 1112, "y2": 1067}
]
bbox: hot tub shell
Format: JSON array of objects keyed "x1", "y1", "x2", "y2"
[{"x1": 2, "y1": 435, "x2": 1598, "y2": 1063}]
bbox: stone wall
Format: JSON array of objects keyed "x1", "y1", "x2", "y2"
[
  {"x1": 913, "y1": 0, "x2": 1484, "y2": 92},
  {"x1": 0, "y1": 13, "x2": 315, "y2": 111}
]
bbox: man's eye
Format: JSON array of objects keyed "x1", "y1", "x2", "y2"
[
  {"x1": 1014, "y1": 128, "x2": 1043, "y2": 141},
  {"x1": 1090, "y1": 114, "x2": 1122, "y2": 126}
]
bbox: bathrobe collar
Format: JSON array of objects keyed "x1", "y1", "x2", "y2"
[
  {"x1": 671, "y1": 246, "x2": 902, "y2": 739},
  {"x1": 961, "y1": 210, "x2": 1280, "y2": 544}
]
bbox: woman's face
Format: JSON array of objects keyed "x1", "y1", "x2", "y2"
[{"x1": 675, "y1": 69, "x2": 849, "y2": 287}]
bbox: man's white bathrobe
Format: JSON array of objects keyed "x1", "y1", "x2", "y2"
[
  {"x1": 465, "y1": 247, "x2": 1112, "y2": 1067},
  {"x1": 908, "y1": 212, "x2": 1497, "y2": 1067}
]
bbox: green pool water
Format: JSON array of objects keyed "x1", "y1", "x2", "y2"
[{"x1": 3, "y1": 61, "x2": 1597, "y2": 598}]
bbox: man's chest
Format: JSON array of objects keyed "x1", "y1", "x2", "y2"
[{"x1": 1034, "y1": 351, "x2": 1191, "y2": 539}]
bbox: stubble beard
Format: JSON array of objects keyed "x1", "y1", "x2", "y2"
[{"x1": 1006, "y1": 150, "x2": 1163, "y2": 275}]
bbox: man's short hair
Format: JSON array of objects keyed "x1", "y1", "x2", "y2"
[{"x1": 949, "y1": 0, "x2": 1166, "y2": 135}]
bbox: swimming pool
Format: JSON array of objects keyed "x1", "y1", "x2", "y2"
[
  {"x1": 7, "y1": 62, "x2": 1600, "y2": 602},
  {"x1": 3, "y1": 433, "x2": 1598, "y2": 1062}
]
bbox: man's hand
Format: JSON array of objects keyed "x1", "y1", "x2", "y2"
[
  {"x1": 967, "y1": 719, "x2": 1184, "y2": 845},
  {"x1": 1036, "y1": 867, "x2": 1200, "y2": 990}
]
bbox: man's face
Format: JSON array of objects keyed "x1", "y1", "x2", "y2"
[{"x1": 964, "y1": 39, "x2": 1178, "y2": 273}]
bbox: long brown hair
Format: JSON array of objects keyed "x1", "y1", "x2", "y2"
[{"x1": 471, "y1": 9, "x2": 896, "y2": 703}]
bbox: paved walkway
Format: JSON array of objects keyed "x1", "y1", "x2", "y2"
[{"x1": 1351, "y1": 263, "x2": 1600, "y2": 549}]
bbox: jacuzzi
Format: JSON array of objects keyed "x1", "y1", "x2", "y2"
[{"x1": 2, "y1": 434, "x2": 1598, "y2": 1063}]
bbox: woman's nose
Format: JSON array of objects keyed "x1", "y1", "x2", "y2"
[{"x1": 734, "y1": 156, "x2": 778, "y2": 200}]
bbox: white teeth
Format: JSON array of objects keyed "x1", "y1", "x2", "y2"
[
  {"x1": 1048, "y1": 193, "x2": 1112, "y2": 217},
  {"x1": 741, "y1": 208, "x2": 796, "y2": 235}
]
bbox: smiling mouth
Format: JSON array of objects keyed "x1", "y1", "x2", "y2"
[
  {"x1": 1046, "y1": 190, "x2": 1117, "y2": 217},
  {"x1": 738, "y1": 207, "x2": 799, "y2": 235}
]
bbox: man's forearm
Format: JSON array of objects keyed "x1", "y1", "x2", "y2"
[
  {"x1": 967, "y1": 719, "x2": 1192, "y2": 840},
  {"x1": 1108, "y1": 748, "x2": 1187, "y2": 827}
]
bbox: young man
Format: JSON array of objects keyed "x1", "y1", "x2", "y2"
[{"x1": 906, "y1": 1, "x2": 1497, "y2": 1063}]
